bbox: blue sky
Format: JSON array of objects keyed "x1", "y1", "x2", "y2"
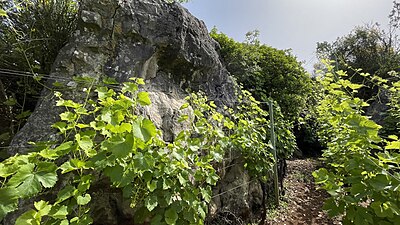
[{"x1": 183, "y1": 0, "x2": 394, "y2": 72}]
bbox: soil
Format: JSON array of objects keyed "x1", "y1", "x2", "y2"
[{"x1": 264, "y1": 158, "x2": 342, "y2": 225}]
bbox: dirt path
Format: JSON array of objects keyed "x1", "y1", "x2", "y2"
[{"x1": 265, "y1": 158, "x2": 341, "y2": 225}]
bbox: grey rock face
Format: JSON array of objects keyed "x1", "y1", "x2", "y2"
[{"x1": 6, "y1": 0, "x2": 268, "y2": 224}]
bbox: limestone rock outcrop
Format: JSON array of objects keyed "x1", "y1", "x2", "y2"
[{"x1": 6, "y1": 0, "x2": 272, "y2": 224}]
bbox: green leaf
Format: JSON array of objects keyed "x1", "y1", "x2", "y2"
[
  {"x1": 388, "y1": 135, "x2": 398, "y2": 141},
  {"x1": 145, "y1": 195, "x2": 158, "y2": 212},
  {"x1": 0, "y1": 188, "x2": 18, "y2": 220},
  {"x1": 198, "y1": 204, "x2": 206, "y2": 220},
  {"x1": 60, "y1": 112, "x2": 76, "y2": 122},
  {"x1": 52, "y1": 122, "x2": 67, "y2": 133},
  {"x1": 76, "y1": 134, "x2": 93, "y2": 151},
  {"x1": 371, "y1": 201, "x2": 393, "y2": 218},
  {"x1": 0, "y1": 200, "x2": 18, "y2": 221},
  {"x1": 102, "y1": 77, "x2": 119, "y2": 85},
  {"x1": 200, "y1": 187, "x2": 211, "y2": 202},
  {"x1": 137, "y1": 92, "x2": 151, "y2": 106},
  {"x1": 386, "y1": 141, "x2": 400, "y2": 150},
  {"x1": 39, "y1": 141, "x2": 73, "y2": 160},
  {"x1": 15, "y1": 209, "x2": 40, "y2": 225},
  {"x1": 8, "y1": 163, "x2": 44, "y2": 197},
  {"x1": 76, "y1": 194, "x2": 91, "y2": 205},
  {"x1": 180, "y1": 103, "x2": 189, "y2": 110},
  {"x1": 133, "y1": 207, "x2": 151, "y2": 224},
  {"x1": 348, "y1": 83, "x2": 363, "y2": 90},
  {"x1": 16, "y1": 110, "x2": 32, "y2": 120},
  {"x1": 147, "y1": 180, "x2": 158, "y2": 192},
  {"x1": 0, "y1": 187, "x2": 18, "y2": 204},
  {"x1": 104, "y1": 165, "x2": 123, "y2": 185},
  {"x1": 16, "y1": 174, "x2": 42, "y2": 197},
  {"x1": 369, "y1": 174, "x2": 391, "y2": 191},
  {"x1": 36, "y1": 170, "x2": 58, "y2": 188},
  {"x1": 59, "y1": 161, "x2": 77, "y2": 174},
  {"x1": 132, "y1": 118, "x2": 157, "y2": 142},
  {"x1": 0, "y1": 9, "x2": 7, "y2": 17},
  {"x1": 56, "y1": 185, "x2": 75, "y2": 204},
  {"x1": 151, "y1": 214, "x2": 163, "y2": 225},
  {"x1": 164, "y1": 207, "x2": 178, "y2": 225},
  {"x1": 104, "y1": 134, "x2": 134, "y2": 158},
  {"x1": 96, "y1": 86, "x2": 114, "y2": 99},
  {"x1": 8, "y1": 163, "x2": 34, "y2": 186},
  {"x1": 34, "y1": 201, "x2": 51, "y2": 216},
  {"x1": 163, "y1": 178, "x2": 173, "y2": 190},
  {"x1": 77, "y1": 175, "x2": 92, "y2": 192},
  {"x1": 122, "y1": 82, "x2": 138, "y2": 93},
  {"x1": 177, "y1": 173, "x2": 187, "y2": 187},
  {"x1": 56, "y1": 99, "x2": 82, "y2": 108},
  {"x1": 177, "y1": 115, "x2": 189, "y2": 123},
  {"x1": 4, "y1": 98, "x2": 16, "y2": 106}
]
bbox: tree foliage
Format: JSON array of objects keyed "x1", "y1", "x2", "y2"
[
  {"x1": 316, "y1": 24, "x2": 400, "y2": 100},
  {"x1": 210, "y1": 29, "x2": 312, "y2": 120},
  {"x1": 313, "y1": 62, "x2": 400, "y2": 224},
  {"x1": 0, "y1": 0, "x2": 78, "y2": 74},
  {"x1": 0, "y1": 0, "x2": 78, "y2": 152}
]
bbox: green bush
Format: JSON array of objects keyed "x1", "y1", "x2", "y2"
[
  {"x1": 211, "y1": 29, "x2": 312, "y2": 121},
  {"x1": 313, "y1": 62, "x2": 400, "y2": 224},
  {"x1": 0, "y1": 0, "x2": 78, "y2": 152},
  {"x1": 0, "y1": 76, "x2": 295, "y2": 224}
]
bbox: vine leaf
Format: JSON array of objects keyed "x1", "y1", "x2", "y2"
[
  {"x1": 133, "y1": 118, "x2": 157, "y2": 142},
  {"x1": 0, "y1": 188, "x2": 18, "y2": 220},
  {"x1": 165, "y1": 207, "x2": 178, "y2": 225},
  {"x1": 145, "y1": 195, "x2": 158, "y2": 212},
  {"x1": 77, "y1": 194, "x2": 91, "y2": 205},
  {"x1": 137, "y1": 92, "x2": 151, "y2": 106},
  {"x1": 103, "y1": 134, "x2": 134, "y2": 158},
  {"x1": 15, "y1": 209, "x2": 40, "y2": 225},
  {"x1": 0, "y1": 9, "x2": 7, "y2": 17}
]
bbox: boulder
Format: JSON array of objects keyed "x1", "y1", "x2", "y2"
[{"x1": 5, "y1": 0, "x2": 279, "y2": 224}]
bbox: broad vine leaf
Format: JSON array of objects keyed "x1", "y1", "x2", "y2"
[
  {"x1": 40, "y1": 141, "x2": 73, "y2": 160},
  {"x1": 164, "y1": 207, "x2": 178, "y2": 225},
  {"x1": 147, "y1": 180, "x2": 157, "y2": 192},
  {"x1": 385, "y1": 141, "x2": 400, "y2": 150},
  {"x1": 59, "y1": 111, "x2": 75, "y2": 122},
  {"x1": 77, "y1": 194, "x2": 91, "y2": 205},
  {"x1": 48, "y1": 205, "x2": 69, "y2": 219},
  {"x1": 177, "y1": 173, "x2": 187, "y2": 187},
  {"x1": 15, "y1": 209, "x2": 40, "y2": 225},
  {"x1": 34, "y1": 200, "x2": 51, "y2": 216},
  {"x1": 56, "y1": 185, "x2": 75, "y2": 204},
  {"x1": 36, "y1": 171, "x2": 58, "y2": 188},
  {"x1": 137, "y1": 92, "x2": 151, "y2": 106},
  {"x1": 76, "y1": 134, "x2": 93, "y2": 152},
  {"x1": 132, "y1": 118, "x2": 157, "y2": 142},
  {"x1": 8, "y1": 163, "x2": 43, "y2": 197},
  {"x1": 0, "y1": 200, "x2": 18, "y2": 221},
  {"x1": 122, "y1": 82, "x2": 138, "y2": 93},
  {"x1": 104, "y1": 165, "x2": 123, "y2": 185},
  {"x1": 0, "y1": 188, "x2": 18, "y2": 220},
  {"x1": 104, "y1": 134, "x2": 134, "y2": 158},
  {"x1": 145, "y1": 195, "x2": 158, "y2": 212},
  {"x1": 369, "y1": 174, "x2": 390, "y2": 191},
  {"x1": 200, "y1": 187, "x2": 211, "y2": 202},
  {"x1": 36, "y1": 162, "x2": 58, "y2": 188},
  {"x1": 0, "y1": 9, "x2": 7, "y2": 17}
]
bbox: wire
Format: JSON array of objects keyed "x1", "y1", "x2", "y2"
[{"x1": 211, "y1": 178, "x2": 258, "y2": 199}]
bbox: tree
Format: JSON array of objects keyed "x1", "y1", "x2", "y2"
[
  {"x1": 0, "y1": 0, "x2": 78, "y2": 153},
  {"x1": 316, "y1": 24, "x2": 400, "y2": 100},
  {"x1": 211, "y1": 29, "x2": 312, "y2": 120}
]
